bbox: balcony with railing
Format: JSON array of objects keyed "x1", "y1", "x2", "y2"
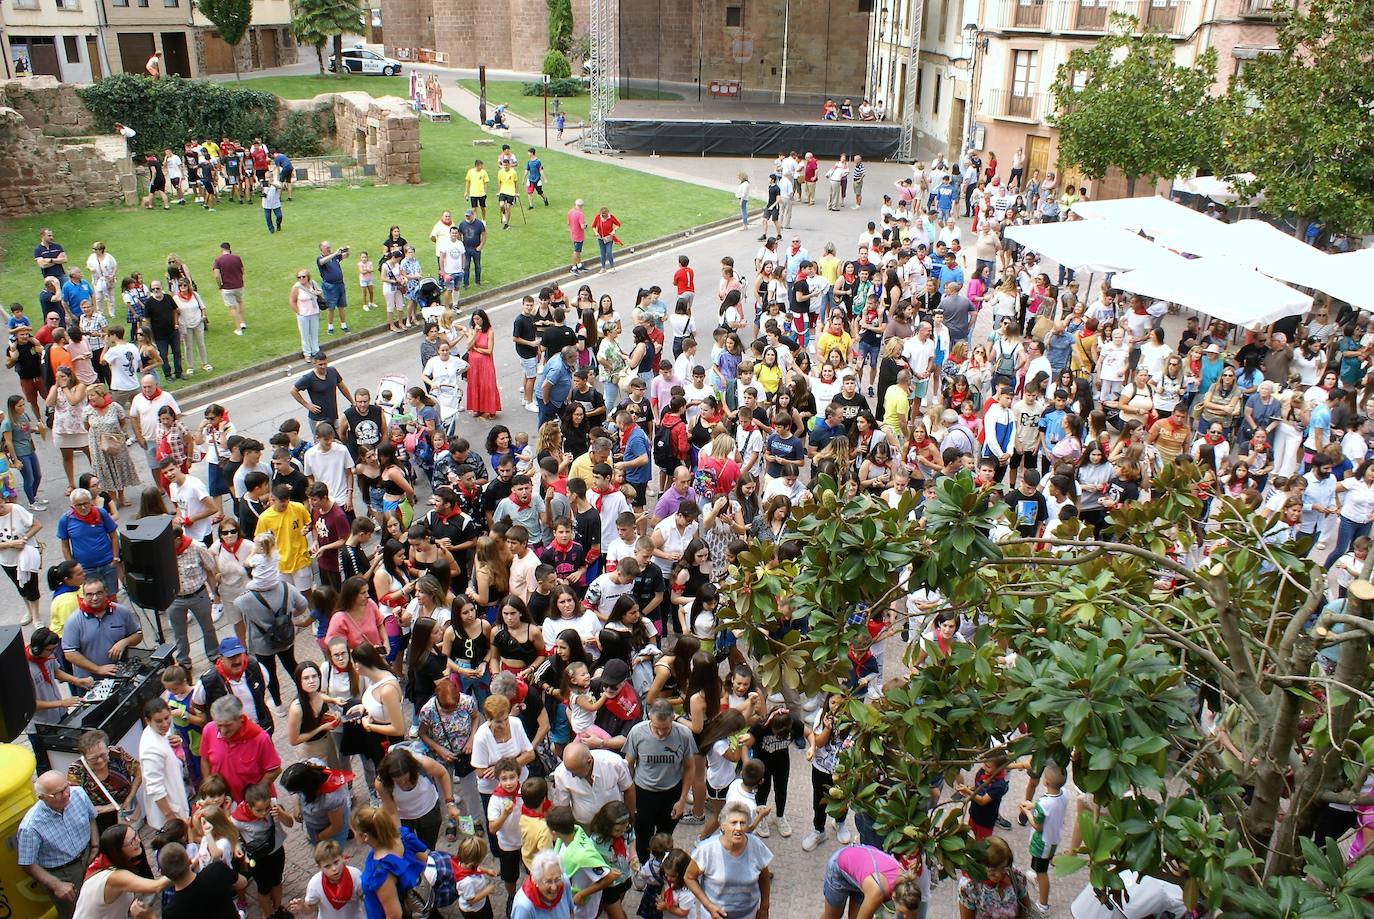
[
  {"x1": 1240, "y1": 0, "x2": 1279, "y2": 16},
  {"x1": 988, "y1": 0, "x2": 1193, "y2": 36},
  {"x1": 984, "y1": 89, "x2": 1045, "y2": 122}
]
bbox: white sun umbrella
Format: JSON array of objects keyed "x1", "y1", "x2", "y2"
[
  {"x1": 1111, "y1": 256, "x2": 1312, "y2": 327},
  {"x1": 1003, "y1": 221, "x2": 1187, "y2": 274},
  {"x1": 1171, "y1": 173, "x2": 1260, "y2": 205},
  {"x1": 1069, "y1": 195, "x2": 1225, "y2": 257},
  {"x1": 1216, "y1": 219, "x2": 1335, "y2": 291},
  {"x1": 1319, "y1": 248, "x2": 1374, "y2": 311}
]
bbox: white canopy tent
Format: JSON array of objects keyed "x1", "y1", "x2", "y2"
[
  {"x1": 1110, "y1": 255, "x2": 1312, "y2": 327},
  {"x1": 1214, "y1": 219, "x2": 1335, "y2": 291},
  {"x1": 1069, "y1": 196, "x2": 1223, "y2": 256},
  {"x1": 1002, "y1": 221, "x2": 1186, "y2": 274},
  {"x1": 1170, "y1": 173, "x2": 1259, "y2": 205}
]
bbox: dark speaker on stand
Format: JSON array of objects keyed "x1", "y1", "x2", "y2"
[
  {"x1": 121, "y1": 514, "x2": 177, "y2": 625},
  {"x1": 0, "y1": 627, "x2": 36, "y2": 742}
]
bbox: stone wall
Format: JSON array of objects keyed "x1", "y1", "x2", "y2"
[
  {"x1": 279, "y1": 92, "x2": 421, "y2": 185},
  {"x1": 0, "y1": 76, "x2": 96, "y2": 136},
  {"x1": 382, "y1": 0, "x2": 588, "y2": 72},
  {"x1": 0, "y1": 109, "x2": 135, "y2": 216}
]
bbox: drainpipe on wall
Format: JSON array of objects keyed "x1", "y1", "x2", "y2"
[{"x1": 93, "y1": 0, "x2": 114, "y2": 78}]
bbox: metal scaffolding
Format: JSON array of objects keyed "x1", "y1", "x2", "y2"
[
  {"x1": 896, "y1": 0, "x2": 924, "y2": 162},
  {"x1": 582, "y1": 0, "x2": 619, "y2": 152}
]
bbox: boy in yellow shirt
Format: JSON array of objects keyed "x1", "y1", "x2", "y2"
[
  {"x1": 464, "y1": 159, "x2": 491, "y2": 220},
  {"x1": 497, "y1": 163, "x2": 520, "y2": 230},
  {"x1": 253, "y1": 484, "x2": 313, "y2": 590}
]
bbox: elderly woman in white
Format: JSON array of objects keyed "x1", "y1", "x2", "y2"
[
  {"x1": 138, "y1": 696, "x2": 189, "y2": 831},
  {"x1": 510, "y1": 850, "x2": 574, "y2": 919}
]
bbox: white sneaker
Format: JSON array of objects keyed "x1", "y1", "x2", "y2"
[
  {"x1": 183, "y1": 368, "x2": 194, "y2": 376},
  {"x1": 835, "y1": 820, "x2": 854, "y2": 845},
  {"x1": 233, "y1": 327, "x2": 244, "y2": 336},
  {"x1": 755, "y1": 818, "x2": 771, "y2": 838},
  {"x1": 211, "y1": 603, "x2": 224, "y2": 622},
  {"x1": 801, "y1": 829, "x2": 825, "y2": 852},
  {"x1": 777, "y1": 815, "x2": 792, "y2": 838},
  {"x1": 524, "y1": 402, "x2": 538, "y2": 413},
  {"x1": 203, "y1": 364, "x2": 213, "y2": 372}
]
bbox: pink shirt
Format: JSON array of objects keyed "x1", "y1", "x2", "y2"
[
  {"x1": 567, "y1": 208, "x2": 586, "y2": 243},
  {"x1": 835, "y1": 845, "x2": 902, "y2": 894},
  {"x1": 200, "y1": 720, "x2": 281, "y2": 800},
  {"x1": 325, "y1": 603, "x2": 386, "y2": 650}
]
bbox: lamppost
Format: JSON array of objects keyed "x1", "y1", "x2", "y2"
[{"x1": 962, "y1": 22, "x2": 989, "y2": 151}]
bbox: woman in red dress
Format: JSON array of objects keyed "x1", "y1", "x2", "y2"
[{"x1": 465, "y1": 308, "x2": 501, "y2": 418}]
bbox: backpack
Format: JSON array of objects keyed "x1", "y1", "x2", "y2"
[
  {"x1": 251, "y1": 586, "x2": 296, "y2": 650},
  {"x1": 653, "y1": 416, "x2": 687, "y2": 470},
  {"x1": 994, "y1": 341, "x2": 1018, "y2": 377}
]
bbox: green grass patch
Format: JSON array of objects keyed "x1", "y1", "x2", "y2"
[
  {"x1": 455, "y1": 79, "x2": 682, "y2": 126},
  {"x1": 236, "y1": 74, "x2": 412, "y2": 100},
  {"x1": 0, "y1": 75, "x2": 733, "y2": 390}
]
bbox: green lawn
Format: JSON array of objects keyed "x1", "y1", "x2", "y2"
[
  {"x1": 455, "y1": 79, "x2": 682, "y2": 126},
  {"x1": 0, "y1": 75, "x2": 732, "y2": 390}
]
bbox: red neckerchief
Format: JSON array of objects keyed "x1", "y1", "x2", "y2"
[
  {"x1": 493, "y1": 785, "x2": 520, "y2": 801},
  {"x1": 936, "y1": 632, "x2": 951, "y2": 655},
  {"x1": 620, "y1": 426, "x2": 635, "y2": 453},
  {"x1": 457, "y1": 482, "x2": 479, "y2": 500},
  {"x1": 77, "y1": 596, "x2": 108, "y2": 617},
  {"x1": 510, "y1": 491, "x2": 532, "y2": 510},
  {"x1": 662, "y1": 884, "x2": 678, "y2": 910},
  {"x1": 90, "y1": 395, "x2": 113, "y2": 410},
  {"x1": 24, "y1": 646, "x2": 54, "y2": 685},
  {"x1": 609, "y1": 834, "x2": 628, "y2": 861},
  {"x1": 590, "y1": 484, "x2": 615, "y2": 509},
  {"x1": 174, "y1": 535, "x2": 193, "y2": 556},
  {"x1": 520, "y1": 800, "x2": 551, "y2": 820},
  {"x1": 453, "y1": 859, "x2": 482, "y2": 883},
  {"x1": 321, "y1": 865, "x2": 356, "y2": 910},
  {"x1": 551, "y1": 537, "x2": 573, "y2": 553},
  {"x1": 69, "y1": 504, "x2": 103, "y2": 527},
  {"x1": 437, "y1": 507, "x2": 460, "y2": 523},
  {"x1": 230, "y1": 801, "x2": 259, "y2": 823},
  {"x1": 521, "y1": 874, "x2": 560, "y2": 910},
  {"x1": 220, "y1": 535, "x2": 244, "y2": 556},
  {"x1": 84, "y1": 854, "x2": 112, "y2": 879},
  {"x1": 217, "y1": 715, "x2": 264, "y2": 745},
  {"x1": 215, "y1": 656, "x2": 245, "y2": 687}
]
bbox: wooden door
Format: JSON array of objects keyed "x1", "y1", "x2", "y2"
[
  {"x1": 86, "y1": 37, "x2": 103, "y2": 79},
  {"x1": 201, "y1": 32, "x2": 235, "y2": 73},
  {"x1": 29, "y1": 41, "x2": 61, "y2": 78},
  {"x1": 160, "y1": 31, "x2": 191, "y2": 77},
  {"x1": 948, "y1": 97, "x2": 966, "y2": 156},
  {"x1": 1026, "y1": 134, "x2": 1049, "y2": 177},
  {"x1": 117, "y1": 33, "x2": 156, "y2": 75}
]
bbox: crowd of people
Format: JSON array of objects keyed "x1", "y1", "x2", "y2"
[{"x1": 4, "y1": 136, "x2": 1366, "y2": 919}]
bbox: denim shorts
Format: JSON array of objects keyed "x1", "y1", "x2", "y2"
[
  {"x1": 858, "y1": 339, "x2": 881, "y2": 368},
  {"x1": 822, "y1": 851, "x2": 864, "y2": 909},
  {"x1": 321, "y1": 280, "x2": 346, "y2": 309},
  {"x1": 519, "y1": 355, "x2": 539, "y2": 378}
]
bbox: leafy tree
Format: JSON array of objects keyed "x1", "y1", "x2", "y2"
[
  {"x1": 291, "y1": 0, "x2": 363, "y2": 76},
  {"x1": 1222, "y1": 0, "x2": 1374, "y2": 237},
  {"x1": 195, "y1": 0, "x2": 252, "y2": 81},
  {"x1": 543, "y1": 49, "x2": 572, "y2": 80},
  {"x1": 547, "y1": 0, "x2": 574, "y2": 54},
  {"x1": 1048, "y1": 15, "x2": 1221, "y2": 197},
  {"x1": 725, "y1": 467, "x2": 1374, "y2": 915}
]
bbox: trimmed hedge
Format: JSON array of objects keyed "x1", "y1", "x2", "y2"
[
  {"x1": 521, "y1": 78, "x2": 584, "y2": 98},
  {"x1": 79, "y1": 74, "x2": 283, "y2": 155}
]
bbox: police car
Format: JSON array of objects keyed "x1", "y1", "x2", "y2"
[{"x1": 329, "y1": 47, "x2": 402, "y2": 76}]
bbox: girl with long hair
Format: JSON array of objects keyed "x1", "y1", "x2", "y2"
[{"x1": 287, "y1": 660, "x2": 343, "y2": 769}]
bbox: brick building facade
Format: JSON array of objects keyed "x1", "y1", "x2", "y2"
[{"x1": 380, "y1": 0, "x2": 589, "y2": 74}]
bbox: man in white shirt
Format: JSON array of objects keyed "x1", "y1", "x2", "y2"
[
  {"x1": 129, "y1": 374, "x2": 179, "y2": 471},
  {"x1": 429, "y1": 210, "x2": 454, "y2": 274},
  {"x1": 162, "y1": 460, "x2": 217, "y2": 544},
  {"x1": 1024, "y1": 340, "x2": 1054, "y2": 390},
  {"x1": 902, "y1": 322, "x2": 937, "y2": 406},
  {"x1": 549, "y1": 743, "x2": 635, "y2": 825},
  {"x1": 101, "y1": 327, "x2": 142, "y2": 408},
  {"x1": 440, "y1": 226, "x2": 466, "y2": 308},
  {"x1": 302, "y1": 422, "x2": 355, "y2": 508}
]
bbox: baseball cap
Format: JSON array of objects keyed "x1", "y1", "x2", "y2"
[
  {"x1": 218, "y1": 636, "x2": 247, "y2": 657},
  {"x1": 1206, "y1": 343, "x2": 1221, "y2": 354}
]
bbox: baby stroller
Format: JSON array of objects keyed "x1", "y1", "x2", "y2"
[
  {"x1": 414, "y1": 277, "x2": 444, "y2": 320},
  {"x1": 376, "y1": 373, "x2": 408, "y2": 416}
]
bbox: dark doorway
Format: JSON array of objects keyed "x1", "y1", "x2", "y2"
[
  {"x1": 117, "y1": 32, "x2": 156, "y2": 75},
  {"x1": 24, "y1": 38, "x2": 62, "y2": 78},
  {"x1": 160, "y1": 31, "x2": 191, "y2": 76}
]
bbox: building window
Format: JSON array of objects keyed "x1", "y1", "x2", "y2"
[
  {"x1": 63, "y1": 35, "x2": 80, "y2": 60},
  {"x1": 725, "y1": 5, "x2": 742, "y2": 26},
  {"x1": 1011, "y1": 49, "x2": 1038, "y2": 96},
  {"x1": 921, "y1": 0, "x2": 930, "y2": 38},
  {"x1": 933, "y1": 74, "x2": 942, "y2": 114},
  {"x1": 859, "y1": 0, "x2": 874, "y2": 10},
  {"x1": 939, "y1": 0, "x2": 950, "y2": 41},
  {"x1": 10, "y1": 0, "x2": 39, "y2": 9},
  {"x1": 164, "y1": 0, "x2": 179, "y2": 7},
  {"x1": 110, "y1": 0, "x2": 129, "y2": 7},
  {"x1": 55, "y1": 0, "x2": 82, "y2": 10},
  {"x1": 915, "y1": 66, "x2": 924, "y2": 110}
]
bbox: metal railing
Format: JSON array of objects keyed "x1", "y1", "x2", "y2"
[
  {"x1": 988, "y1": 0, "x2": 1191, "y2": 35},
  {"x1": 984, "y1": 89, "x2": 1044, "y2": 121},
  {"x1": 1241, "y1": 0, "x2": 1278, "y2": 15}
]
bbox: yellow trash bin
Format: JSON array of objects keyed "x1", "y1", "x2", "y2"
[{"x1": 0, "y1": 745, "x2": 56, "y2": 919}]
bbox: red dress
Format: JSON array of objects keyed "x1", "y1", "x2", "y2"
[{"x1": 466, "y1": 328, "x2": 502, "y2": 414}]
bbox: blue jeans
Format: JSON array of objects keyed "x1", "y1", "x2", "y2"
[
  {"x1": 15, "y1": 452, "x2": 40, "y2": 503},
  {"x1": 297, "y1": 313, "x2": 320, "y2": 358},
  {"x1": 739, "y1": 199, "x2": 749, "y2": 227},
  {"x1": 156, "y1": 332, "x2": 183, "y2": 379},
  {"x1": 263, "y1": 206, "x2": 282, "y2": 232},
  {"x1": 597, "y1": 237, "x2": 614, "y2": 269},
  {"x1": 602, "y1": 381, "x2": 621, "y2": 416},
  {"x1": 85, "y1": 562, "x2": 118, "y2": 596},
  {"x1": 464, "y1": 249, "x2": 481, "y2": 285},
  {"x1": 1325, "y1": 516, "x2": 1370, "y2": 569},
  {"x1": 537, "y1": 399, "x2": 561, "y2": 427}
]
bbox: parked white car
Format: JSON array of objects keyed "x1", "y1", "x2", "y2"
[{"x1": 329, "y1": 47, "x2": 402, "y2": 76}]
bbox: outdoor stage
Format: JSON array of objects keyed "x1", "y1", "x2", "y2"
[{"x1": 604, "y1": 99, "x2": 901, "y2": 159}]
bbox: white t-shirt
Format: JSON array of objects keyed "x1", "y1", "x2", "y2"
[
  {"x1": 170, "y1": 475, "x2": 214, "y2": 541},
  {"x1": 584, "y1": 572, "x2": 633, "y2": 618},
  {"x1": 705, "y1": 738, "x2": 737, "y2": 791},
  {"x1": 103, "y1": 343, "x2": 141, "y2": 392},
  {"x1": 594, "y1": 491, "x2": 632, "y2": 549},
  {"x1": 652, "y1": 518, "x2": 699, "y2": 575},
  {"x1": 1341, "y1": 479, "x2": 1374, "y2": 524},
  {"x1": 486, "y1": 793, "x2": 522, "y2": 852},
  {"x1": 305, "y1": 868, "x2": 365, "y2": 919},
  {"x1": 603, "y1": 536, "x2": 636, "y2": 572},
  {"x1": 0, "y1": 504, "x2": 34, "y2": 567},
  {"x1": 471, "y1": 720, "x2": 532, "y2": 794},
  {"x1": 431, "y1": 221, "x2": 455, "y2": 257},
  {"x1": 165, "y1": 154, "x2": 183, "y2": 180},
  {"x1": 902, "y1": 336, "x2": 936, "y2": 377},
  {"x1": 724, "y1": 778, "x2": 758, "y2": 822},
  {"x1": 1098, "y1": 343, "x2": 1129, "y2": 383},
  {"x1": 442, "y1": 241, "x2": 466, "y2": 276},
  {"x1": 303, "y1": 444, "x2": 355, "y2": 506}
]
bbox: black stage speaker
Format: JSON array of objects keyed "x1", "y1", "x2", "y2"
[
  {"x1": 0, "y1": 627, "x2": 36, "y2": 742},
  {"x1": 122, "y1": 514, "x2": 177, "y2": 611}
]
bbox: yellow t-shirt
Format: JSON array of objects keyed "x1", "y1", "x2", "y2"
[
  {"x1": 202, "y1": 141, "x2": 221, "y2": 159},
  {"x1": 755, "y1": 362, "x2": 782, "y2": 395},
  {"x1": 817, "y1": 329, "x2": 853, "y2": 360},
  {"x1": 520, "y1": 814, "x2": 554, "y2": 871},
  {"x1": 49, "y1": 591, "x2": 79, "y2": 637},
  {"x1": 497, "y1": 168, "x2": 519, "y2": 196},
  {"x1": 465, "y1": 167, "x2": 490, "y2": 197},
  {"x1": 818, "y1": 255, "x2": 840, "y2": 285},
  {"x1": 254, "y1": 502, "x2": 312, "y2": 574},
  {"x1": 883, "y1": 385, "x2": 910, "y2": 432}
]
